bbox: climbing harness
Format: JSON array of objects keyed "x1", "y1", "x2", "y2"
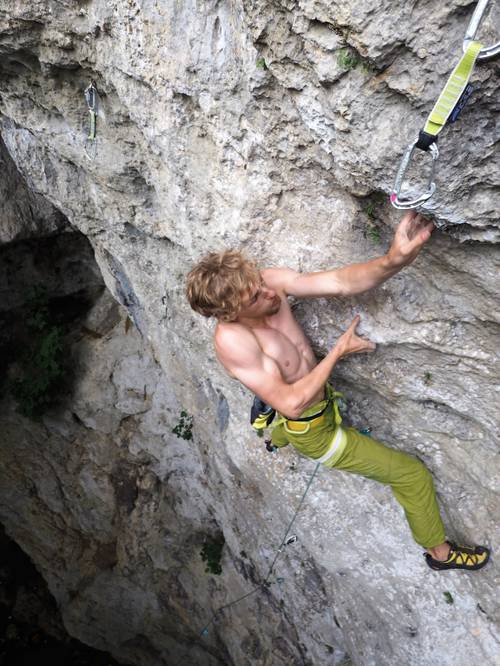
[
  {"x1": 84, "y1": 80, "x2": 98, "y2": 159},
  {"x1": 391, "y1": 0, "x2": 498, "y2": 209},
  {"x1": 251, "y1": 386, "x2": 345, "y2": 440}
]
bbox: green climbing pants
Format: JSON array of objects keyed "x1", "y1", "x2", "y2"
[
  {"x1": 269, "y1": 386, "x2": 446, "y2": 549},
  {"x1": 328, "y1": 427, "x2": 446, "y2": 549}
]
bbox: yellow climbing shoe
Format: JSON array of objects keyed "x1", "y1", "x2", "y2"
[{"x1": 425, "y1": 541, "x2": 490, "y2": 571}]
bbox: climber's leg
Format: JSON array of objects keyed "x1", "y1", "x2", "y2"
[
  {"x1": 327, "y1": 426, "x2": 445, "y2": 548},
  {"x1": 327, "y1": 427, "x2": 490, "y2": 570}
]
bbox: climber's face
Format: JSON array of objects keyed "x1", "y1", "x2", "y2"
[{"x1": 237, "y1": 275, "x2": 281, "y2": 321}]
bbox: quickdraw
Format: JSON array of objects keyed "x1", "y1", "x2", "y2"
[
  {"x1": 84, "y1": 80, "x2": 98, "y2": 140},
  {"x1": 84, "y1": 80, "x2": 99, "y2": 160},
  {"x1": 391, "y1": 0, "x2": 499, "y2": 210}
]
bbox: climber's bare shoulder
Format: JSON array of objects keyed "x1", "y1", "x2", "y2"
[
  {"x1": 214, "y1": 322, "x2": 261, "y2": 379},
  {"x1": 214, "y1": 321, "x2": 288, "y2": 401}
]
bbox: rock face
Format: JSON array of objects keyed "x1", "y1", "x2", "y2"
[
  {"x1": 0, "y1": 2, "x2": 499, "y2": 666},
  {"x1": 0, "y1": 524, "x2": 123, "y2": 665}
]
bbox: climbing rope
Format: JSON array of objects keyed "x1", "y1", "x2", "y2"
[
  {"x1": 171, "y1": 398, "x2": 374, "y2": 664},
  {"x1": 173, "y1": 460, "x2": 321, "y2": 665},
  {"x1": 391, "y1": 0, "x2": 499, "y2": 209},
  {"x1": 198, "y1": 461, "x2": 321, "y2": 636}
]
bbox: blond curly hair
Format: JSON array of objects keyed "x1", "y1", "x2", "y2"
[{"x1": 186, "y1": 250, "x2": 260, "y2": 321}]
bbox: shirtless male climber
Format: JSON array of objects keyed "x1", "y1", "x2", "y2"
[{"x1": 186, "y1": 211, "x2": 490, "y2": 572}]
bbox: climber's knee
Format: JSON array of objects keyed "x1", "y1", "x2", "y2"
[{"x1": 391, "y1": 450, "x2": 435, "y2": 489}]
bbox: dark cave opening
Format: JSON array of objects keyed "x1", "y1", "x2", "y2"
[
  {"x1": 0, "y1": 523, "x2": 124, "y2": 666},
  {"x1": 0, "y1": 232, "x2": 105, "y2": 419},
  {"x1": 0, "y1": 229, "x2": 129, "y2": 664}
]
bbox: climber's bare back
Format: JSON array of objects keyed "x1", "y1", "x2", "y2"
[{"x1": 214, "y1": 268, "x2": 325, "y2": 405}]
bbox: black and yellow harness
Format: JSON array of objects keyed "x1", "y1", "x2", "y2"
[{"x1": 250, "y1": 385, "x2": 345, "y2": 439}]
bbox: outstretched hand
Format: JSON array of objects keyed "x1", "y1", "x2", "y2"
[
  {"x1": 387, "y1": 211, "x2": 434, "y2": 268},
  {"x1": 336, "y1": 315, "x2": 376, "y2": 358}
]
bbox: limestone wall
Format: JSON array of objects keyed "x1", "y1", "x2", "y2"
[{"x1": 0, "y1": 2, "x2": 498, "y2": 665}]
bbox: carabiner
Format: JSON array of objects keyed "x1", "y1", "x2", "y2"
[
  {"x1": 390, "y1": 139, "x2": 439, "y2": 210},
  {"x1": 84, "y1": 81, "x2": 98, "y2": 111},
  {"x1": 84, "y1": 81, "x2": 98, "y2": 143},
  {"x1": 463, "y1": 0, "x2": 500, "y2": 61}
]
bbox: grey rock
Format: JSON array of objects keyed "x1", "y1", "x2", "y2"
[{"x1": 0, "y1": 2, "x2": 499, "y2": 666}]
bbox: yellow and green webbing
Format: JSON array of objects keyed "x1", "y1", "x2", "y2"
[{"x1": 391, "y1": 0, "x2": 499, "y2": 209}]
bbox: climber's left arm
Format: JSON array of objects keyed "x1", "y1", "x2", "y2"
[{"x1": 263, "y1": 211, "x2": 434, "y2": 298}]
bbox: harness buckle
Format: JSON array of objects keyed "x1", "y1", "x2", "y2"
[
  {"x1": 463, "y1": 0, "x2": 500, "y2": 61},
  {"x1": 390, "y1": 138, "x2": 439, "y2": 210}
]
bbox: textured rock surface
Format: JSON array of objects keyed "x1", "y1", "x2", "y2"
[
  {"x1": 0, "y1": 1, "x2": 499, "y2": 665},
  {"x1": 0, "y1": 137, "x2": 68, "y2": 244},
  {"x1": 0, "y1": 524, "x2": 123, "y2": 665}
]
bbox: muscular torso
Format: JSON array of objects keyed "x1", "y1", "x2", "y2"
[
  {"x1": 216, "y1": 292, "x2": 324, "y2": 405},
  {"x1": 248, "y1": 296, "x2": 316, "y2": 382}
]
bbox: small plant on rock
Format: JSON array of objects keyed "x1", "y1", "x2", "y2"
[
  {"x1": 201, "y1": 533, "x2": 225, "y2": 575},
  {"x1": 363, "y1": 191, "x2": 386, "y2": 219},
  {"x1": 172, "y1": 410, "x2": 194, "y2": 440},
  {"x1": 366, "y1": 224, "x2": 381, "y2": 243},
  {"x1": 363, "y1": 191, "x2": 385, "y2": 244},
  {"x1": 337, "y1": 48, "x2": 360, "y2": 70},
  {"x1": 363, "y1": 201, "x2": 377, "y2": 219}
]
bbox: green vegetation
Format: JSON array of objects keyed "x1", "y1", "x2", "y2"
[
  {"x1": 443, "y1": 591, "x2": 454, "y2": 604},
  {"x1": 363, "y1": 192, "x2": 386, "y2": 244},
  {"x1": 201, "y1": 534, "x2": 225, "y2": 575},
  {"x1": 363, "y1": 191, "x2": 386, "y2": 219},
  {"x1": 363, "y1": 201, "x2": 377, "y2": 219},
  {"x1": 8, "y1": 286, "x2": 66, "y2": 420},
  {"x1": 172, "y1": 410, "x2": 193, "y2": 440},
  {"x1": 337, "y1": 47, "x2": 374, "y2": 74},
  {"x1": 337, "y1": 48, "x2": 360, "y2": 70},
  {"x1": 424, "y1": 371, "x2": 433, "y2": 385},
  {"x1": 366, "y1": 224, "x2": 381, "y2": 243},
  {"x1": 256, "y1": 57, "x2": 268, "y2": 70}
]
